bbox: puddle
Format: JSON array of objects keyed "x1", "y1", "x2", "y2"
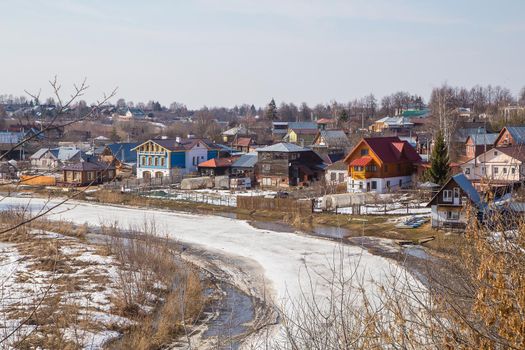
[
  {"x1": 203, "y1": 283, "x2": 255, "y2": 349},
  {"x1": 249, "y1": 220, "x2": 295, "y2": 233},
  {"x1": 311, "y1": 225, "x2": 350, "y2": 239}
]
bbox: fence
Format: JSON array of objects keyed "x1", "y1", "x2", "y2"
[
  {"x1": 237, "y1": 196, "x2": 313, "y2": 215},
  {"x1": 103, "y1": 174, "x2": 183, "y2": 191},
  {"x1": 144, "y1": 190, "x2": 237, "y2": 207}
]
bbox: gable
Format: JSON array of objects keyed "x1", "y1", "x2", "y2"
[
  {"x1": 343, "y1": 139, "x2": 384, "y2": 166},
  {"x1": 133, "y1": 140, "x2": 171, "y2": 153}
]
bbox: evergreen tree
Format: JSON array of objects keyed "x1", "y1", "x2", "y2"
[
  {"x1": 338, "y1": 109, "x2": 349, "y2": 123},
  {"x1": 428, "y1": 131, "x2": 450, "y2": 185},
  {"x1": 265, "y1": 98, "x2": 278, "y2": 121}
]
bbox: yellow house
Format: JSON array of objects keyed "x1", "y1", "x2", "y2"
[{"x1": 283, "y1": 128, "x2": 318, "y2": 145}]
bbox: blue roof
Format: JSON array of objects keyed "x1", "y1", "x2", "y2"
[
  {"x1": 506, "y1": 126, "x2": 525, "y2": 144},
  {"x1": 232, "y1": 152, "x2": 258, "y2": 168},
  {"x1": 107, "y1": 143, "x2": 139, "y2": 163},
  {"x1": 468, "y1": 133, "x2": 498, "y2": 145},
  {"x1": 452, "y1": 173, "x2": 482, "y2": 206}
]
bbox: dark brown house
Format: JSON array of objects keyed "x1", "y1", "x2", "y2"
[
  {"x1": 61, "y1": 160, "x2": 116, "y2": 187},
  {"x1": 493, "y1": 126, "x2": 525, "y2": 147},
  {"x1": 255, "y1": 142, "x2": 325, "y2": 188},
  {"x1": 427, "y1": 173, "x2": 483, "y2": 230}
]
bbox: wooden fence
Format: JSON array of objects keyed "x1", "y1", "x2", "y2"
[{"x1": 237, "y1": 196, "x2": 313, "y2": 215}]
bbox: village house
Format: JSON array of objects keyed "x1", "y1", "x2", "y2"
[
  {"x1": 230, "y1": 152, "x2": 257, "y2": 189},
  {"x1": 132, "y1": 137, "x2": 221, "y2": 179},
  {"x1": 30, "y1": 147, "x2": 87, "y2": 171},
  {"x1": 232, "y1": 137, "x2": 256, "y2": 153},
  {"x1": 369, "y1": 116, "x2": 414, "y2": 133},
  {"x1": 60, "y1": 159, "x2": 116, "y2": 187},
  {"x1": 282, "y1": 127, "x2": 318, "y2": 146},
  {"x1": 255, "y1": 142, "x2": 325, "y2": 188},
  {"x1": 464, "y1": 133, "x2": 498, "y2": 159},
  {"x1": 343, "y1": 137, "x2": 421, "y2": 193},
  {"x1": 271, "y1": 121, "x2": 317, "y2": 141},
  {"x1": 493, "y1": 126, "x2": 525, "y2": 147},
  {"x1": 99, "y1": 142, "x2": 139, "y2": 178},
  {"x1": 116, "y1": 107, "x2": 148, "y2": 120},
  {"x1": 460, "y1": 146, "x2": 525, "y2": 187},
  {"x1": 316, "y1": 118, "x2": 337, "y2": 130},
  {"x1": 221, "y1": 125, "x2": 252, "y2": 144},
  {"x1": 427, "y1": 173, "x2": 484, "y2": 230},
  {"x1": 311, "y1": 129, "x2": 351, "y2": 154},
  {"x1": 197, "y1": 156, "x2": 240, "y2": 177},
  {"x1": 325, "y1": 159, "x2": 348, "y2": 188}
]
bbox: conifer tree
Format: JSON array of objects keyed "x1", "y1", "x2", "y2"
[
  {"x1": 428, "y1": 130, "x2": 450, "y2": 185},
  {"x1": 265, "y1": 98, "x2": 278, "y2": 121}
]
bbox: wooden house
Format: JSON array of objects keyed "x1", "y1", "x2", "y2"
[
  {"x1": 197, "y1": 156, "x2": 240, "y2": 176},
  {"x1": 343, "y1": 137, "x2": 421, "y2": 193},
  {"x1": 255, "y1": 143, "x2": 325, "y2": 188},
  {"x1": 427, "y1": 174, "x2": 484, "y2": 230},
  {"x1": 61, "y1": 160, "x2": 116, "y2": 187},
  {"x1": 100, "y1": 142, "x2": 139, "y2": 178},
  {"x1": 493, "y1": 126, "x2": 525, "y2": 147}
]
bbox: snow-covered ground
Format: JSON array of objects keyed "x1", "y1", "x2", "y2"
[
  {"x1": 0, "y1": 197, "x2": 421, "y2": 346},
  {"x1": 144, "y1": 188, "x2": 277, "y2": 207},
  {"x1": 0, "y1": 231, "x2": 130, "y2": 349}
]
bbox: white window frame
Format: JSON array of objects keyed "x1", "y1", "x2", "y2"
[{"x1": 443, "y1": 190, "x2": 452, "y2": 202}]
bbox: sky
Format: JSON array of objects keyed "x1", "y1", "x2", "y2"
[{"x1": 1, "y1": 0, "x2": 524, "y2": 108}]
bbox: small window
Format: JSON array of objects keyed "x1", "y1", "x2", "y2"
[
  {"x1": 148, "y1": 157, "x2": 152, "y2": 166},
  {"x1": 330, "y1": 173, "x2": 336, "y2": 181},
  {"x1": 338, "y1": 173, "x2": 344, "y2": 182},
  {"x1": 494, "y1": 151, "x2": 498, "y2": 156},
  {"x1": 481, "y1": 167, "x2": 486, "y2": 175},
  {"x1": 447, "y1": 211, "x2": 460, "y2": 220},
  {"x1": 371, "y1": 181, "x2": 377, "y2": 190},
  {"x1": 160, "y1": 158, "x2": 165, "y2": 166},
  {"x1": 465, "y1": 168, "x2": 470, "y2": 175},
  {"x1": 494, "y1": 167, "x2": 499, "y2": 174},
  {"x1": 511, "y1": 167, "x2": 516, "y2": 174},
  {"x1": 386, "y1": 180, "x2": 390, "y2": 188},
  {"x1": 443, "y1": 190, "x2": 452, "y2": 202},
  {"x1": 503, "y1": 167, "x2": 507, "y2": 174},
  {"x1": 360, "y1": 149, "x2": 369, "y2": 156}
]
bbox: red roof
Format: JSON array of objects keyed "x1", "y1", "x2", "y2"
[
  {"x1": 316, "y1": 118, "x2": 335, "y2": 124},
  {"x1": 234, "y1": 137, "x2": 252, "y2": 147},
  {"x1": 350, "y1": 156, "x2": 373, "y2": 166},
  {"x1": 345, "y1": 137, "x2": 421, "y2": 164},
  {"x1": 198, "y1": 156, "x2": 239, "y2": 168}
]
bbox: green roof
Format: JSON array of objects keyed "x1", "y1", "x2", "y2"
[{"x1": 402, "y1": 109, "x2": 429, "y2": 118}]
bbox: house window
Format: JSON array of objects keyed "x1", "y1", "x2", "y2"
[
  {"x1": 148, "y1": 157, "x2": 152, "y2": 166},
  {"x1": 399, "y1": 179, "x2": 402, "y2": 187},
  {"x1": 360, "y1": 149, "x2": 369, "y2": 156},
  {"x1": 262, "y1": 164, "x2": 271, "y2": 172},
  {"x1": 503, "y1": 167, "x2": 507, "y2": 174},
  {"x1": 511, "y1": 167, "x2": 516, "y2": 174},
  {"x1": 446, "y1": 211, "x2": 460, "y2": 220},
  {"x1": 453, "y1": 187, "x2": 460, "y2": 199},
  {"x1": 371, "y1": 181, "x2": 377, "y2": 190},
  {"x1": 87, "y1": 171, "x2": 94, "y2": 180},
  {"x1": 338, "y1": 173, "x2": 344, "y2": 182},
  {"x1": 330, "y1": 173, "x2": 336, "y2": 181},
  {"x1": 481, "y1": 167, "x2": 486, "y2": 175},
  {"x1": 465, "y1": 168, "x2": 470, "y2": 175},
  {"x1": 262, "y1": 177, "x2": 272, "y2": 186},
  {"x1": 443, "y1": 190, "x2": 452, "y2": 202},
  {"x1": 493, "y1": 166, "x2": 499, "y2": 174},
  {"x1": 494, "y1": 151, "x2": 498, "y2": 156},
  {"x1": 386, "y1": 180, "x2": 390, "y2": 188},
  {"x1": 359, "y1": 182, "x2": 363, "y2": 189},
  {"x1": 141, "y1": 156, "x2": 146, "y2": 166},
  {"x1": 160, "y1": 157, "x2": 165, "y2": 166},
  {"x1": 367, "y1": 165, "x2": 377, "y2": 172},
  {"x1": 154, "y1": 157, "x2": 158, "y2": 166}
]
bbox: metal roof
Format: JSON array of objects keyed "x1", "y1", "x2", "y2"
[
  {"x1": 232, "y1": 152, "x2": 258, "y2": 168},
  {"x1": 507, "y1": 126, "x2": 525, "y2": 144},
  {"x1": 256, "y1": 142, "x2": 309, "y2": 153}
]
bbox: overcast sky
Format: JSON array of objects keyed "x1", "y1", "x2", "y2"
[{"x1": 1, "y1": 0, "x2": 524, "y2": 108}]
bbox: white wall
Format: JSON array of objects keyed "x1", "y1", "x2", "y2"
[
  {"x1": 186, "y1": 143, "x2": 208, "y2": 173},
  {"x1": 347, "y1": 175, "x2": 412, "y2": 194},
  {"x1": 461, "y1": 149, "x2": 523, "y2": 182}
]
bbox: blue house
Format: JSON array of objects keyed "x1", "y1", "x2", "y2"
[{"x1": 132, "y1": 138, "x2": 221, "y2": 179}]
